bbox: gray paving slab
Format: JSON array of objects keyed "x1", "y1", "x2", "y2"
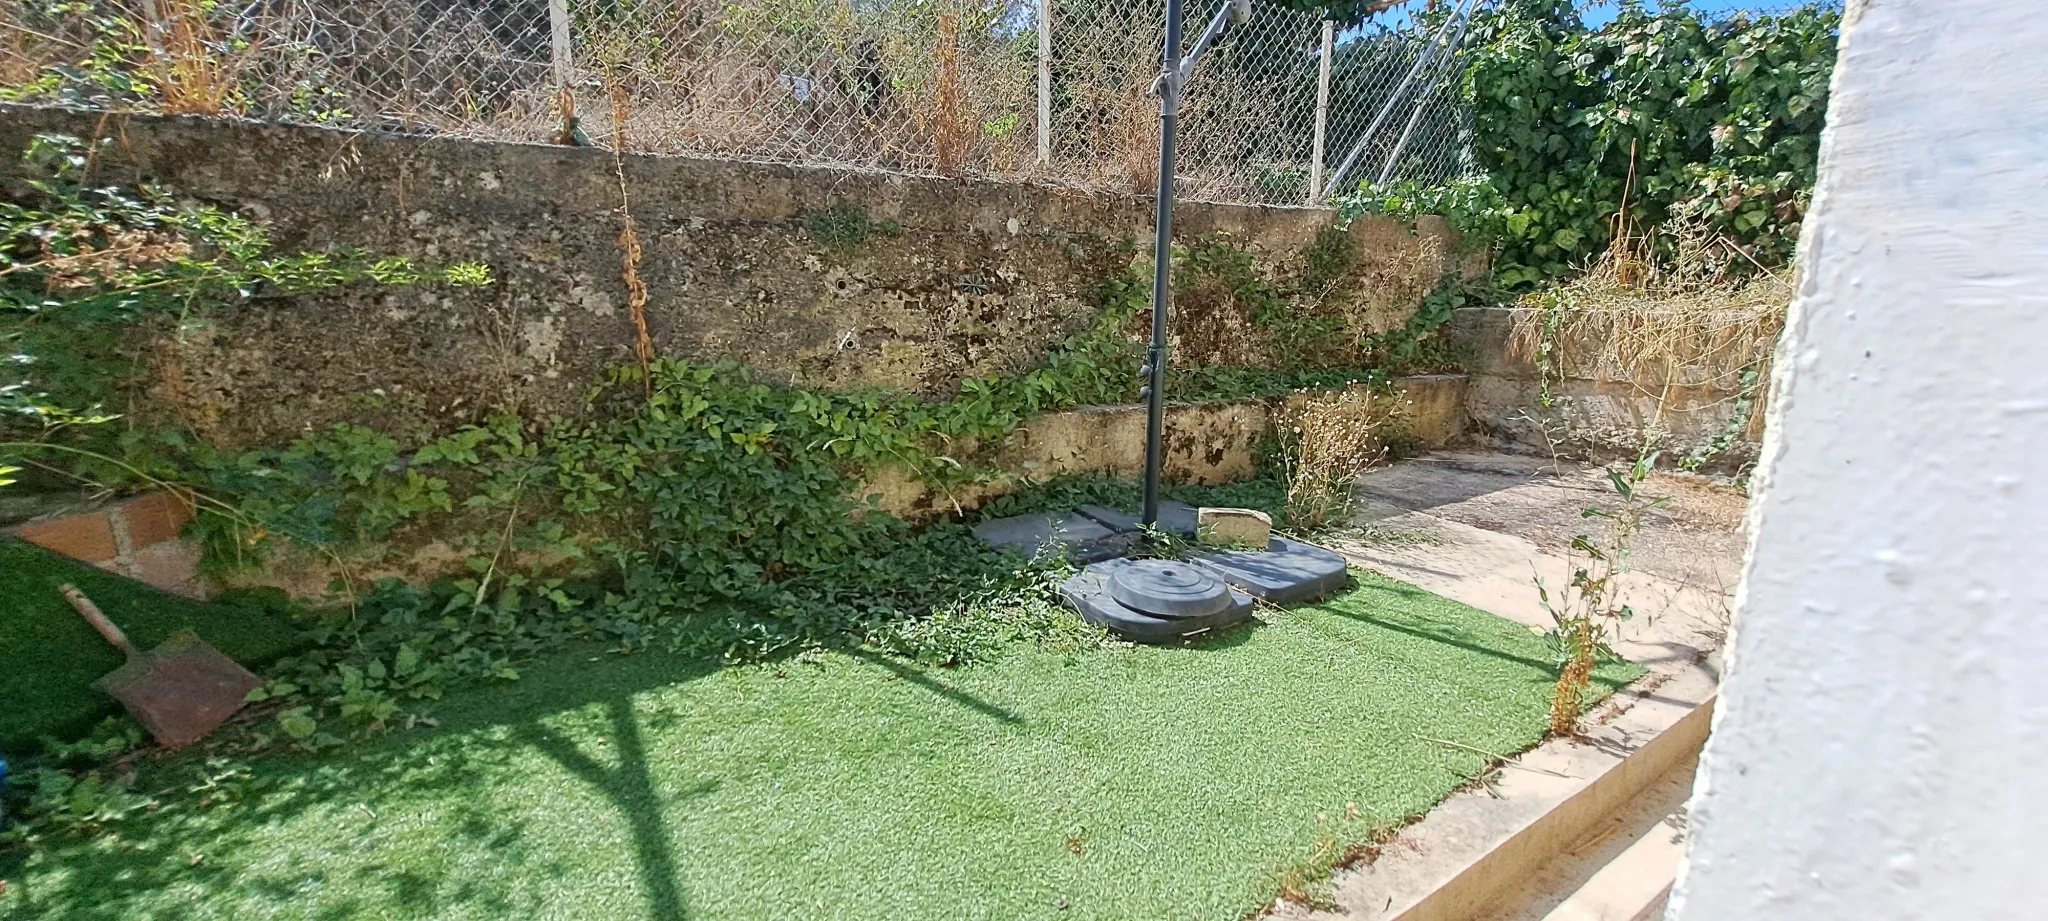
[{"x1": 1075, "y1": 501, "x2": 1199, "y2": 537}]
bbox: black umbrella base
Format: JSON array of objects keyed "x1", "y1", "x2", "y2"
[
  {"x1": 1059, "y1": 557, "x2": 1257, "y2": 643},
  {"x1": 971, "y1": 502, "x2": 1355, "y2": 644}
]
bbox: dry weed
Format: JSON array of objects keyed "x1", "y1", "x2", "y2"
[
  {"x1": 927, "y1": 13, "x2": 970, "y2": 175},
  {"x1": 1509, "y1": 219, "x2": 1788, "y2": 395},
  {"x1": 1277, "y1": 388, "x2": 1401, "y2": 531},
  {"x1": 141, "y1": 0, "x2": 242, "y2": 115},
  {"x1": 1507, "y1": 217, "x2": 1789, "y2": 462},
  {"x1": 606, "y1": 78, "x2": 656, "y2": 393}
]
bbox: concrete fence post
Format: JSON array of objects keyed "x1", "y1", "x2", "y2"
[
  {"x1": 1310, "y1": 18, "x2": 1334, "y2": 202},
  {"x1": 549, "y1": 0, "x2": 574, "y2": 94},
  {"x1": 1037, "y1": 0, "x2": 1054, "y2": 166}
]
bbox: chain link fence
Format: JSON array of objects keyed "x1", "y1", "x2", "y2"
[
  {"x1": 1, "y1": 0, "x2": 1482, "y2": 205},
  {"x1": 0, "y1": 1, "x2": 1832, "y2": 206}
]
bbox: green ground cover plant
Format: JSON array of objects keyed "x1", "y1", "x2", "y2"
[
  {"x1": 0, "y1": 129, "x2": 1461, "y2": 757},
  {"x1": 0, "y1": 123, "x2": 1642, "y2": 921}
]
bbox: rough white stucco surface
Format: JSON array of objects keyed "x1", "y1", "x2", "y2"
[{"x1": 1667, "y1": 2, "x2": 2048, "y2": 919}]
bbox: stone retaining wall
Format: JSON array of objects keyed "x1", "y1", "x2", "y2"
[
  {"x1": 0, "y1": 104, "x2": 1469, "y2": 450},
  {"x1": 1447, "y1": 307, "x2": 1765, "y2": 469}
]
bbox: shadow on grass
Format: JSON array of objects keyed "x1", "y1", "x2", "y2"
[
  {"x1": 1318, "y1": 576, "x2": 1641, "y2": 703},
  {"x1": 1318, "y1": 578, "x2": 1561, "y2": 673},
  {"x1": 518, "y1": 695, "x2": 717, "y2": 921},
  {"x1": 1, "y1": 644, "x2": 728, "y2": 920},
  {"x1": 849, "y1": 649, "x2": 1024, "y2": 725}
]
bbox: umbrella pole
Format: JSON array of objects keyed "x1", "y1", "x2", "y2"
[{"x1": 1141, "y1": 0, "x2": 1187, "y2": 526}]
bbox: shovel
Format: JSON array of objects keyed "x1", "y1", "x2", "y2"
[{"x1": 59, "y1": 584, "x2": 263, "y2": 750}]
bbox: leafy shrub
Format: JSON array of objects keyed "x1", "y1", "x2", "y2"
[{"x1": 1345, "y1": 1, "x2": 1840, "y2": 287}]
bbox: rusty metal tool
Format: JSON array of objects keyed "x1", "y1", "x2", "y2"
[{"x1": 59, "y1": 584, "x2": 262, "y2": 750}]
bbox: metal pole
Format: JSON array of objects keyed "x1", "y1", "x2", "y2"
[
  {"x1": 1037, "y1": 0, "x2": 1053, "y2": 165},
  {"x1": 1310, "y1": 19, "x2": 1334, "y2": 201},
  {"x1": 1378, "y1": 100, "x2": 1430, "y2": 186},
  {"x1": 1377, "y1": 6, "x2": 1475, "y2": 185},
  {"x1": 1178, "y1": 0, "x2": 1237, "y2": 83},
  {"x1": 1141, "y1": 0, "x2": 1186, "y2": 527}
]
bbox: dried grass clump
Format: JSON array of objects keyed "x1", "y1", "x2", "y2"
[
  {"x1": 1505, "y1": 217, "x2": 1790, "y2": 463},
  {"x1": 926, "y1": 13, "x2": 970, "y2": 175},
  {"x1": 1508, "y1": 218, "x2": 1789, "y2": 397},
  {"x1": 141, "y1": 0, "x2": 243, "y2": 115},
  {"x1": 605, "y1": 78, "x2": 656, "y2": 393},
  {"x1": 1277, "y1": 388, "x2": 1401, "y2": 531}
]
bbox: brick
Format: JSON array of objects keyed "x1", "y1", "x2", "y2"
[
  {"x1": 127, "y1": 540, "x2": 208, "y2": 599},
  {"x1": 10, "y1": 511, "x2": 118, "y2": 563},
  {"x1": 118, "y1": 492, "x2": 196, "y2": 547}
]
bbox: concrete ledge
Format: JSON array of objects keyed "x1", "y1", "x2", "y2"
[
  {"x1": 1444, "y1": 306, "x2": 1762, "y2": 466},
  {"x1": 1534, "y1": 800, "x2": 1689, "y2": 921},
  {"x1": 865, "y1": 374, "x2": 1470, "y2": 517},
  {"x1": 1292, "y1": 457, "x2": 1739, "y2": 921}
]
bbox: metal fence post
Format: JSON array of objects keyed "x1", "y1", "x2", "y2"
[
  {"x1": 1310, "y1": 18, "x2": 1333, "y2": 202},
  {"x1": 1037, "y1": 0, "x2": 1053, "y2": 166}
]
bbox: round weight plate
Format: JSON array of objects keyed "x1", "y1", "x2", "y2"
[{"x1": 1108, "y1": 559, "x2": 1233, "y2": 618}]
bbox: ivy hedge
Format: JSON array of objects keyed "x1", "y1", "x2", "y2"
[{"x1": 1346, "y1": 0, "x2": 1840, "y2": 286}]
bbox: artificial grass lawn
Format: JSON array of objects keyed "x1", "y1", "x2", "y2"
[
  {"x1": 2, "y1": 570, "x2": 1639, "y2": 921},
  {"x1": 0, "y1": 538, "x2": 303, "y2": 751}
]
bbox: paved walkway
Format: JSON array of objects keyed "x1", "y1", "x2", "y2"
[
  {"x1": 1267, "y1": 451, "x2": 1748, "y2": 921},
  {"x1": 1333, "y1": 451, "x2": 1743, "y2": 669}
]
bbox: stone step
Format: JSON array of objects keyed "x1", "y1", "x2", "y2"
[
  {"x1": 1535, "y1": 812, "x2": 1684, "y2": 921},
  {"x1": 1504, "y1": 757, "x2": 1698, "y2": 921}
]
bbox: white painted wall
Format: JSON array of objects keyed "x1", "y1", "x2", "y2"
[{"x1": 1667, "y1": 2, "x2": 2048, "y2": 919}]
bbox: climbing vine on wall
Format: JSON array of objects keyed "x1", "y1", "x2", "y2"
[
  {"x1": 1346, "y1": 0, "x2": 1839, "y2": 287},
  {"x1": 0, "y1": 132, "x2": 490, "y2": 448},
  {"x1": 0, "y1": 131, "x2": 1474, "y2": 758}
]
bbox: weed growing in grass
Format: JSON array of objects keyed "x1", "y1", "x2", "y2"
[
  {"x1": 1277, "y1": 388, "x2": 1400, "y2": 531},
  {"x1": 1264, "y1": 809, "x2": 1378, "y2": 911},
  {"x1": 0, "y1": 719, "x2": 150, "y2": 845}
]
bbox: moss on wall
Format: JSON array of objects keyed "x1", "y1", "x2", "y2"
[{"x1": 0, "y1": 105, "x2": 1469, "y2": 450}]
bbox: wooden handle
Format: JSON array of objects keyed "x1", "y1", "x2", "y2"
[{"x1": 60, "y1": 584, "x2": 139, "y2": 657}]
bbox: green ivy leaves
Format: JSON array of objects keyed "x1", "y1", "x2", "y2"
[
  {"x1": 1, "y1": 133, "x2": 492, "y2": 459},
  {"x1": 1347, "y1": 2, "x2": 1837, "y2": 287}
]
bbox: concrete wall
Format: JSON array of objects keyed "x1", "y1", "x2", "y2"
[
  {"x1": 865, "y1": 374, "x2": 1468, "y2": 516},
  {"x1": 0, "y1": 105, "x2": 1464, "y2": 449},
  {"x1": 1670, "y1": 2, "x2": 2048, "y2": 919}
]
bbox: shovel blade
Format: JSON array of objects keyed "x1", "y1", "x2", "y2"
[{"x1": 97, "y1": 630, "x2": 262, "y2": 750}]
